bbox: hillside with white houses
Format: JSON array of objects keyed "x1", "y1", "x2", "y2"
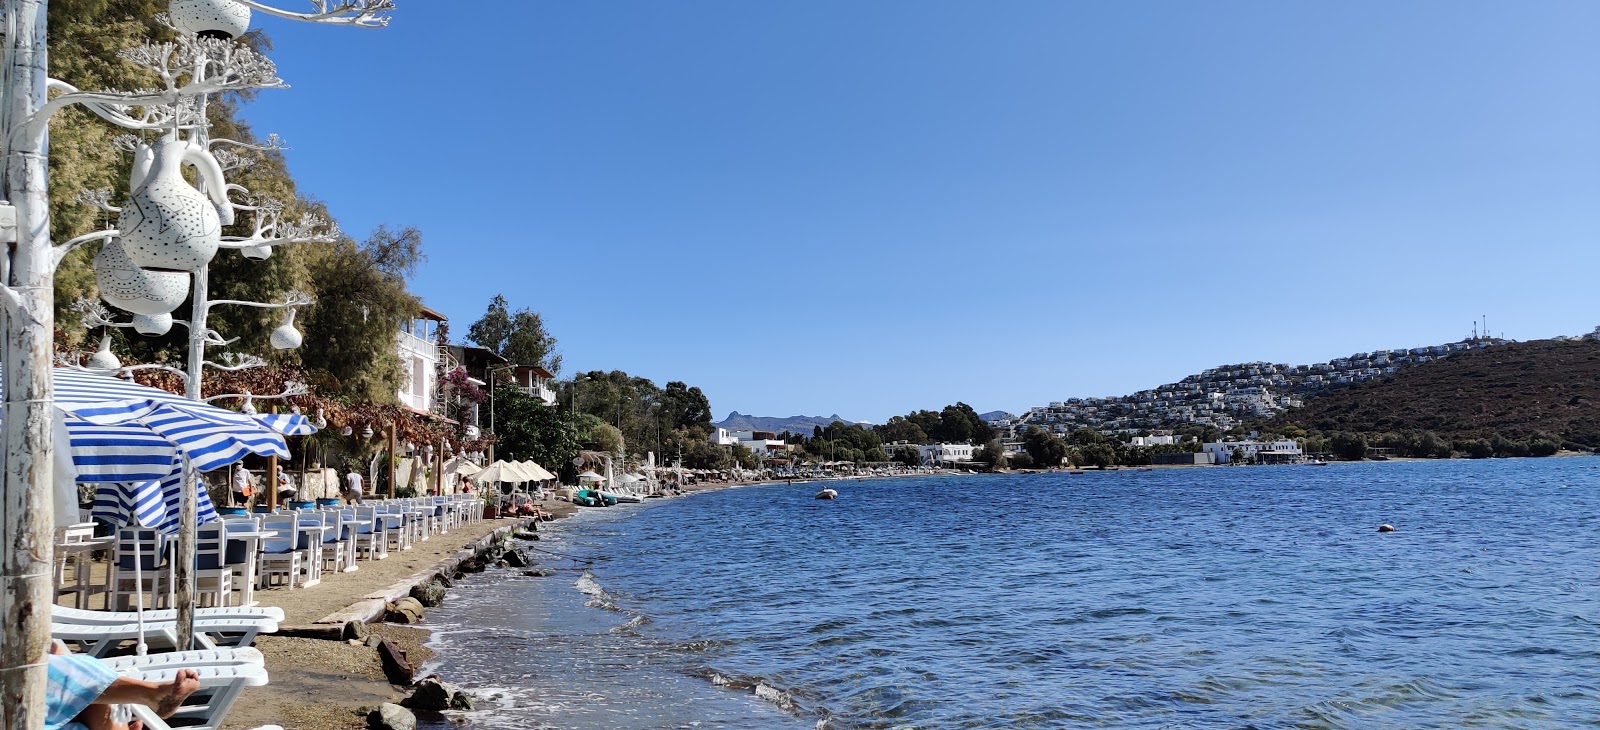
[{"x1": 999, "y1": 337, "x2": 1529, "y2": 437}]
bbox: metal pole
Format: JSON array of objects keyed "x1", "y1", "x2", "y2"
[
  {"x1": 0, "y1": 1, "x2": 56, "y2": 724},
  {"x1": 487, "y1": 381, "x2": 495, "y2": 465}
]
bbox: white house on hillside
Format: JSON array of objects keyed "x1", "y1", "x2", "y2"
[{"x1": 397, "y1": 305, "x2": 448, "y2": 414}]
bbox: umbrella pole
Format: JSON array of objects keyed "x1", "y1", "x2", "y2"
[{"x1": 387, "y1": 424, "x2": 396, "y2": 499}]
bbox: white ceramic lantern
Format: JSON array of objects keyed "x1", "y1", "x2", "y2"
[
  {"x1": 87, "y1": 336, "x2": 121, "y2": 371},
  {"x1": 169, "y1": 0, "x2": 252, "y2": 39},
  {"x1": 94, "y1": 238, "x2": 191, "y2": 315},
  {"x1": 241, "y1": 245, "x2": 272, "y2": 261},
  {"x1": 118, "y1": 136, "x2": 235, "y2": 271},
  {"x1": 132, "y1": 313, "x2": 174, "y2": 336},
  {"x1": 269, "y1": 309, "x2": 303, "y2": 350}
]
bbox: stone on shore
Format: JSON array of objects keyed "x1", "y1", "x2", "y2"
[
  {"x1": 512, "y1": 528, "x2": 538, "y2": 541},
  {"x1": 403, "y1": 677, "x2": 458, "y2": 712},
  {"x1": 343, "y1": 619, "x2": 370, "y2": 641},
  {"x1": 522, "y1": 569, "x2": 551, "y2": 577},
  {"x1": 450, "y1": 690, "x2": 474, "y2": 710},
  {"x1": 503, "y1": 549, "x2": 528, "y2": 568},
  {"x1": 410, "y1": 580, "x2": 447, "y2": 608},
  {"x1": 368, "y1": 703, "x2": 416, "y2": 730},
  {"x1": 387, "y1": 597, "x2": 426, "y2": 624}
]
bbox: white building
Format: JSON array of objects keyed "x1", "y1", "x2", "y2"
[
  {"x1": 918, "y1": 443, "x2": 975, "y2": 465},
  {"x1": 1131, "y1": 431, "x2": 1176, "y2": 447},
  {"x1": 1203, "y1": 439, "x2": 1302, "y2": 464},
  {"x1": 397, "y1": 305, "x2": 448, "y2": 414},
  {"x1": 711, "y1": 428, "x2": 789, "y2": 455}
]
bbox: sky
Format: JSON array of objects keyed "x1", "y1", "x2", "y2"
[{"x1": 238, "y1": 1, "x2": 1600, "y2": 423}]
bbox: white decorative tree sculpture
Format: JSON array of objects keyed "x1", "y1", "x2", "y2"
[{"x1": 0, "y1": 2, "x2": 392, "y2": 724}]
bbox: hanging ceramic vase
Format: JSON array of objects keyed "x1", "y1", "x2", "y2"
[
  {"x1": 94, "y1": 238, "x2": 191, "y2": 315},
  {"x1": 269, "y1": 309, "x2": 303, "y2": 350},
  {"x1": 132, "y1": 313, "x2": 174, "y2": 337},
  {"x1": 118, "y1": 134, "x2": 235, "y2": 271},
  {"x1": 241, "y1": 244, "x2": 272, "y2": 261},
  {"x1": 87, "y1": 336, "x2": 121, "y2": 371},
  {"x1": 169, "y1": 0, "x2": 252, "y2": 39}
]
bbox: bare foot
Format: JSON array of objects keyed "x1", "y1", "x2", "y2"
[{"x1": 154, "y1": 669, "x2": 200, "y2": 718}]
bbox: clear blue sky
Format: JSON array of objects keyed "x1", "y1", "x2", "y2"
[{"x1": 241, "y1": 1, "x2": 1600, "y2": 423}]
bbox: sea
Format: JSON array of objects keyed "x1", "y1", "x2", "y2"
[{"x1": 418, "y1": 457, "x2": 1600, "y2": 729}]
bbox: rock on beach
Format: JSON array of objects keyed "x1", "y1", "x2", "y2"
[{"x1": 368, "y1": 703, "x2": 416, "y2": 730}]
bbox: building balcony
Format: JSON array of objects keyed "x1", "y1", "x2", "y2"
[{"x1": 520, "y1": 383, "x2": 557, "y2": 405}]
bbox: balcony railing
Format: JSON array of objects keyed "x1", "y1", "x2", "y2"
[{"x1": 520, "y1": 384, "x2": 556, "y2": 404}]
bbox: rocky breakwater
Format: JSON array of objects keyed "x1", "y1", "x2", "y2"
[{"x1": 270, "y1": 518, "x2": 554, "y2": 730}]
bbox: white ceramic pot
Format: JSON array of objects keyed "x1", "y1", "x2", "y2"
[
  {"x1": 240, "y1": 244, "x2": 272, "y2": 261},
  {"x1": 132, "y1": 313, "x2": 174, "y2": 337},
  {"x1": 269, "y1": 309, "x2": 303, "y2": 350},
  {"x1": 169, "y1": 0, "x2": 251, "y2": 39},
  {"x1": 94, "y1": 239, "x2": 191, "y2": 315},
  {"x1": 118, "y1": 135, "x2": 235, "y2": 271},
  {"x1": 87, "y1": 336, "x2": 121, "y2": 371}
]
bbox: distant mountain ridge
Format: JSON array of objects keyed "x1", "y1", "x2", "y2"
[{"x1": 716, "y1": 412, "x2": 863, "y2": 434}]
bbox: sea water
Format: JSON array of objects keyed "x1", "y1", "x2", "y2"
[{"x1": 420, "y1": 458, "x2": 1600, "y2": 728}]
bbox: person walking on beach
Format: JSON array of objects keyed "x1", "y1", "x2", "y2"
[
  {"x1": 231, "y1": 466, "x2": 254, "y2": 506},
  {"x1": 343, "y1": 465, "x2": 365, "y2": 505}
]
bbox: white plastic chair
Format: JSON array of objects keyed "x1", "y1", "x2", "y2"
[
  {"x1": 194, "y1": 523, "x2": 233, "y2": 607},
  {"x1": 110, "y1": 528, "x2": 166, "y2": 611},
  {"x1": 120, "y1": 661, "x2": 270, "y2": 730},
  {"x1": 256, "y1": 516, "x2": 301, "y2": 590}
]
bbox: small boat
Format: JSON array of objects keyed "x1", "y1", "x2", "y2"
[
  {"x1": 814, "y1": 488, "x2": 838, "y2": 500},
  {"x1": 574, "y1": 489, "x2": 616, "y2": 507},
  {"x1": 606, "y1": 492, "x2": 642, "y2": 504},
  {"x1": 1308, "y1": 459, "x2": 1329, "y2": 466}
]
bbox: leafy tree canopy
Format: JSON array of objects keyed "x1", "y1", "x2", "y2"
[{"x1": 468, "y1": 294, "x2": 561, "y2": 374}]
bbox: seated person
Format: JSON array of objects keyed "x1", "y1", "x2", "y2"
[{"x1": 47, "y1": 643, "x2": 200, "y2": 730}]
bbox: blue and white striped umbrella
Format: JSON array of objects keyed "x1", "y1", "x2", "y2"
[
  {"x1": 2, "y1": 367, "x2": 315, "y2": 528},
  {"x1": 3, "y1": 367, "x2": 317, "y2": 483},
  {"x1": 91, "y1": 460, "x2": 221, "y2": 534}
]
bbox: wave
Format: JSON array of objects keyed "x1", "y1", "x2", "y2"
[{"x1": 574, "y1": 571, "x2": 621, "y2": 611}]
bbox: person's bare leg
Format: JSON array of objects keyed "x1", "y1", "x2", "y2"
[{"x1": 94, "y1": 669, "x2": 200, "y2": 717}]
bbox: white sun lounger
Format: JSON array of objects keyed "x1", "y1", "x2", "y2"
[
  {"x1": 53, "y1": 615, "x2": 278, "y2": 657},
  {"x1": 99, "y1": 647, "x2": 265, "y2": 671},
  {"x1": 53, "y1": 604, "x2": 286, "y2": 625},
  {"x1": 119, "y1": 662, "x2": 269, "y2": 730}
]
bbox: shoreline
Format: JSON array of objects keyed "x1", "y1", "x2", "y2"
[
  {"x1": 222, "y1": 475, "x2": 936, "y2": 729},
  {"x1": 221, "y1": 503, "x2": 574, "y2": 730}
]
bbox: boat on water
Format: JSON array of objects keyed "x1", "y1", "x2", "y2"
[
  {"x1": 1308, "y1": 459, "x2": 1329, "y2": 466},
  {"x1": 815, "y1": 488, "x2": 838, "y2": 500}
]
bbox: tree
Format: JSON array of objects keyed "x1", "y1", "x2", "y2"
[
  {"x1": 468, "y1": 294, "x2": 562, "y2": 373},
  {"x1": 892, "y1": 446, "x2": 922, "y2": 467},
  {"x1": 877, "y1": 416, "x2": 929, "y2": 445},
  {"x1": 661, "y1": 381, "x2": 713, "y2": 432},
  {"x1": 296, "y1": 226, "x2": 424, "y2": 401},
  {"x1": 491, "y1": 385, "x2": 582, "y2": 470},
  {"x1": 582, "y1": 419, "x2": 625, "y2": 456},
  {"x1": 1330, "y1": 432, "x2": 1368, "y2": 461},
  {"x1": 1080, "y1": 443, "x2": 1117, "y2": 469},
  {"x1": 1023, "y1": 426, "x2": 1068, "y2": 468},
  {"x1": 1067, "y1": 427, "x2": 1102, "y2": 446},
  {"x1": 975, "y1": 439, "x2": 1006, "y2": 469}
]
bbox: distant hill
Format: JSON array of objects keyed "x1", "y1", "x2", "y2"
[
  {"x1": 1268, "y1": 339, "x2": 1600, "y2": 448},
  {"x1": 980, "y1": 410, "x2": 1013, "y2": 423},
  {"x1": 716, "y1": 412, "x2": 862, "y2": 434}
]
